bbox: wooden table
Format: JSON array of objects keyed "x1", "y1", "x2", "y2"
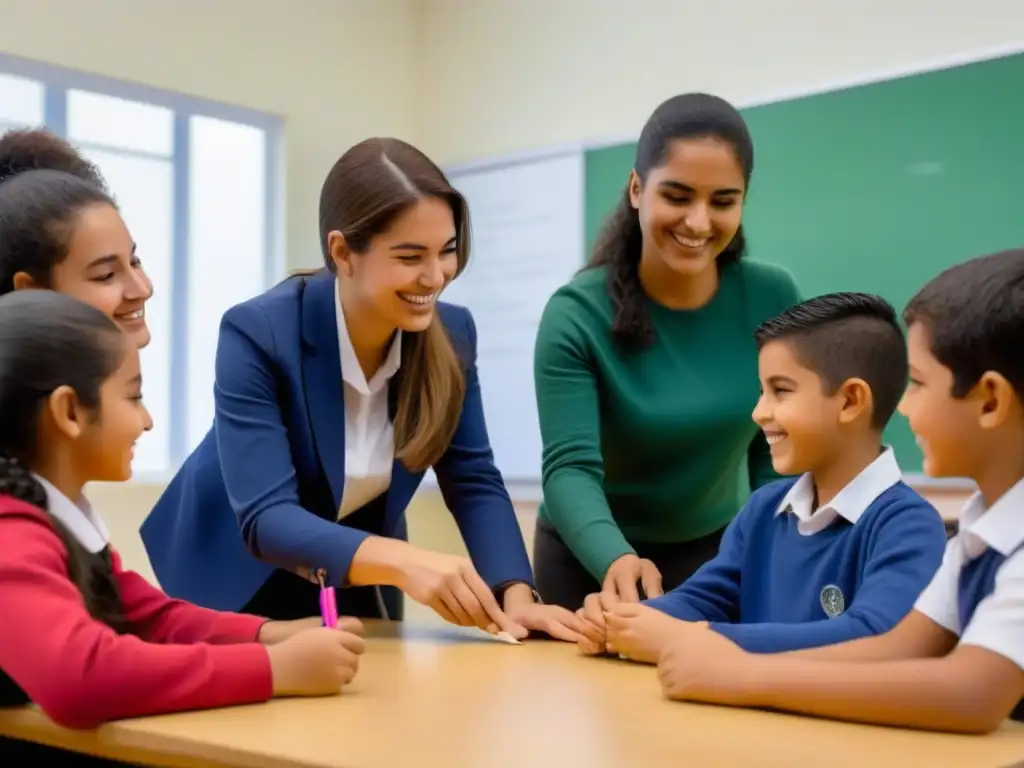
[{"x1": 2, "y1": 622, "x2": 1023, "y2": 768}]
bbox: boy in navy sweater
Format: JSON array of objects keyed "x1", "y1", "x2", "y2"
[
  {"x1": 652, "y1": 250, "x2": 1024, "y2": 734},
  {"x1": 578, "y1": 292, "x2": 947, "y2": 661}
]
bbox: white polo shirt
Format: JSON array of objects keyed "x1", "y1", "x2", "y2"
[
  {"x1": 33, "y1": 474, "x2": 110, "y2": 553},
  {"x1": 914, "y1": 477, "x2": 1024, "y2": 670},
  {"x1": 775, "y1": 447, "x2": 903, "y2": 536},
  {"x1": 334, "y1": 282, "x2": 402, "y2": 521}
]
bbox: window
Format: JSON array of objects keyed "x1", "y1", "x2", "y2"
[
  {"x1": 186, "y1": 116, "x2": 269, "y2": 450},
  {"x1": 0, "y1": 53, "x2": 284, "y2": 479},
  {"x1": 0, "y1": 72, "x2": 43, "y2": 129}
]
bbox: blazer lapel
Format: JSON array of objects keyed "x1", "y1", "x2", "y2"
[{"x1": 300, "y1": 273, "x2": 347, "y2": 513}]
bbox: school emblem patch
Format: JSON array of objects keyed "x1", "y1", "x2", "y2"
[{"x1": 820, "y1": 584, "x2": 845, "y2": 618}]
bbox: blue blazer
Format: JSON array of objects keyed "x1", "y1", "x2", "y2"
[{"x1": 140, "y1": 270, "x2": 534, "y2": 611}]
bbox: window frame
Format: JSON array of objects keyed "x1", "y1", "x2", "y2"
[{"x1": 0, "y1": 52, "x2": 286, "y2": 481}]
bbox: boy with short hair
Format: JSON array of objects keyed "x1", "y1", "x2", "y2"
[
  {"x1": 652, "y1": 250, "x2": 1024, "y2": 734},
  {"x1": 578, "y1": 291, "x2": 947, "y2": 661}
]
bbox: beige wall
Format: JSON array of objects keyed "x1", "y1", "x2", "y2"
[
  {"x1": 418, "y1": 0, "x2": 1024, "y2": 164},
  {"x1": 0, "y1": 0, "x2": 422, "y2": 272}
]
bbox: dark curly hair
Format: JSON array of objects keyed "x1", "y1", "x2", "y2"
[
  {"x1": 587, "y1": 93, "x2": 754, "y2": 350},
  {"x1": 0, "y1": 127, "x2": 107, "y2": 191},
  {"x1": 0, "y1": 128, "x2": 116, "y2": 295}
]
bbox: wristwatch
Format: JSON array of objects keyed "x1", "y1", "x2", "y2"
[{"x1": 494, "y1": 580, "x2": 543, "y2": 604}]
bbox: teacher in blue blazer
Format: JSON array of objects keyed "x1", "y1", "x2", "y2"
[{"x1": 141, "y1": 137, "x2": 584, "y2": 643}]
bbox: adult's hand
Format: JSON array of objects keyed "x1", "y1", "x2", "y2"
[
  {"x1": 398, "y1": 548, "x2": 527, "y2": 638},
  {"x1": 502, "y1": 586, "x2": 587, "y2": 643},
  {"x1": 601, "y1": 553, "x2": 664, "y2": 603}
]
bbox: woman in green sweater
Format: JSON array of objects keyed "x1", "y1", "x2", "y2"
[{"x1": 533, "y1": 93, "x2": 801, "y2": 610}]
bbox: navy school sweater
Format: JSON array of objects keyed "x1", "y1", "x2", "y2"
[{"x1": 644, "y1": 478, "x2": 948, "y2": 653}]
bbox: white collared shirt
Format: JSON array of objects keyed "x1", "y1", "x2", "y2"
[
  {"x1": 33, "y1": 474, "x2": 110, "y2": 553},
  {"x1": 914, "y1": 477, "x2": 1024, "y2": 670},
  {"x1": 335, "y1": 282, "x2": 402, "y2": 520},
  {"x1": 774, "y1": 447, "x2": 903, "y2": 536}
]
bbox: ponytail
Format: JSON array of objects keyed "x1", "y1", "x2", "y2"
[
  {"x1": 0, "y1": 454, "x2": 130, "y2": 635},
  {"x1": 586, "y1": 190, "x2": 651, "y2": 349}
]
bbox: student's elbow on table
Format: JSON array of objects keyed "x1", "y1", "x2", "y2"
[{"x1": 32, "y1": 684, "x2": 110, "y2": 730}]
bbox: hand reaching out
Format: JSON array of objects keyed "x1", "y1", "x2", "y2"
[
  {"x1": 398, "y1": 549, "x2": 528, "y2": 639},
  {"x1": 601, "y1": 554, "x2": 664, "y2": 603}
]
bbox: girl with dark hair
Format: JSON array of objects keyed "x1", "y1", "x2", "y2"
[
  {"x1": 533, "y1": 93, "x2": 802, "y2": 610},
  {"x1": 0, "y1": 128, "x2": 154, "y2": 349},
  {"x1": 142, "y1": 137, "x2": 584, "y2": 643},
  {"x1": 0, "y1": 291, "x2": 364, "y2": 764}
]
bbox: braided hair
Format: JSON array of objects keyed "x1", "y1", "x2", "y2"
[
  {"x1": 586, "y1": 93, "x2": 754, "y2": 350},
  {"x1": 0, "y1": 291, "x2": 131, "y2": 633}
]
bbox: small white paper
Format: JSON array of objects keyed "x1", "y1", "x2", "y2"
[{"x1": 492, "y1": 630, "x2": 521, "y2": 645}]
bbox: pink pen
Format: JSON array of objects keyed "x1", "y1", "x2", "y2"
[{"x1": 316, "y1": 569, "x2": 338, "y2": 628}]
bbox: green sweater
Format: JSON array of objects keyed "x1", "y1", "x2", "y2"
[{"x1": 534, "y1": 260, "x2": 802, "y2": 582}]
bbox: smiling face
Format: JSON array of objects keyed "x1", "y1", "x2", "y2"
[
  {"x1": 17, "y1": 202, "x2": 154, "y2": 348},
  {"x1": 899, "y1": 322, "x2": 984, "y2": 480},
  {"x1": 330, "y1": 196, "x2": 459, "y2": 339},
  {"x1": 91, "y1": 342, "x2": 153, "y2": 481},
  {"x1": 752, "y1": 339, "x2": 848, "y2": 476},
  {"x1": 46, "y1": 334, "x2": 153, "y2": 484},
  {"x1": 629, "y1": 137, "x2": 746, "y2": 278}
]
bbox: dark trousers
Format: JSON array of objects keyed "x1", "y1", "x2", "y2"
[
  {"x1": 0, "y1": 737, "x2": 138, "y2": 766},
  {"x1": 532, "y1": 517, "x2": 726, "y2": 611},
  {"x1": 241, "y1": 567, "x2": 404, "y2": 622},
  {"x1": 241, "y1": 495, "x2": 405, "y2": 622}
]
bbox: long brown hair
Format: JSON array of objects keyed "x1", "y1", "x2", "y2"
[{"x1": 319, "y1": 138, "x2": 470, "y2": 471}]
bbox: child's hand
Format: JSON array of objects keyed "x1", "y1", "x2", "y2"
[
  {"x1": 258, "y1": 616, "x2": 365, "y2": 645},
  {"x1": 267, "y1": 626, "x2": 366, "y2": 697},
  {"x1": 604, "y1": 603, "x2": 685, "y2": 664},
  {"x1": 657, "y1": 625, "x2": 752, "y2": 704},
  {"x1": 577, "y1": 592, "x2": 612, "y2": 655}
]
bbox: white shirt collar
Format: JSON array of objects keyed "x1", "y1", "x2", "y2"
[
  {"x1": 776, "y1": 446, "x2": 903, "y2": 526},
  {"x1": 335, "y1": 280, "x2": 402, "y2": 396},
  {"x1": 33, "y1": 475, "x2": 110, "y2": 554},
  {"x1": 957, "y1": 477, "x2": 1024, "y2": 558}
]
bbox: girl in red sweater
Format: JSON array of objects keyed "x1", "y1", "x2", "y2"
[{"x1": 0, "y1": 288, "x2": 365, "y2": 761}]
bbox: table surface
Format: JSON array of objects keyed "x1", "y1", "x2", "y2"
[{"x1": 2, "y1": 622, "x2": 1023, "y2": 768}]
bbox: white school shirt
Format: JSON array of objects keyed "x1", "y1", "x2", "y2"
[
  {"x1": 774, "y1": 446, "x2": 903, "y2": 536},
  {"x1": 32, "y1": 474, "x2": 110, "y2": 553},
  {"x1": 914, "y1": 477, "x2": 1024, "y2": 671},
  {"x1": 335, "y1": 283, "x2": 402, "y2": 520}
]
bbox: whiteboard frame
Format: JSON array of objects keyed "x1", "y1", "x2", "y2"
[{"x1": 435, "y1": 42, "x2": 1024, "y2": 495}]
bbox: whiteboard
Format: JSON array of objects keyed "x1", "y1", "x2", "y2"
[{"x1": 437, "y1": 150, "x2": 585, "y2": 483}]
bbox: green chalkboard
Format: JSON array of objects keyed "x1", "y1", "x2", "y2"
[{"x1": 583, "y1": 52, "x2": 1024, "y2": 475}]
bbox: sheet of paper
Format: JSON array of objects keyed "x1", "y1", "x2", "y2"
[{"x1": 477, "y1": 629, "x2": 521, "y2": 644}]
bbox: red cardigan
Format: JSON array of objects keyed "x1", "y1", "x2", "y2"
[{"x1": 0, "y1": 497, "x2": 273, "y2": 729}]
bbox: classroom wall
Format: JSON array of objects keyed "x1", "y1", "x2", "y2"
[
  {"x1": 418, "y1": 0, "x2": 1024, "y2": 164},
  {"x1": 0, "y1": 0, "x2": 422, "y2": 271}
]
